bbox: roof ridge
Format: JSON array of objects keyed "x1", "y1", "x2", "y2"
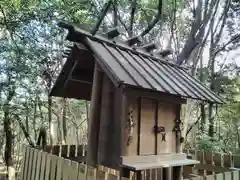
[{"x1": 58, "y1": 21, "x2": 187, "y2": 70}]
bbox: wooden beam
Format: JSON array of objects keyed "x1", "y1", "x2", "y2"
[
  {"x1": 86, "y1": 63, "x2": 103, "y2": 167},
  {"x1": 159, "y1": 49, "x2": 172, "y2": 57},
  {"x1": 104, "y1": 28, "x2": 120, "y2": 39},
  {"x1": 139, "y1": 43, "x2": 157, "y2": 52},
  {"x1": 69, "y1": 79, "x2": 92, "y2": 84},
  {"x1": 63, "y1": 60, "x2": 78, "y2": 91},
  {"x1": 124, "y1": 87, "x2": 186, "y2": 104},
  {"x1": 125, "y1": 36, "x2": 142, "y2": 46}
]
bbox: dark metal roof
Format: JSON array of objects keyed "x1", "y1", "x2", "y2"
[{"x1": 56, "y1": 22, "x2": 224, "y2": 104}]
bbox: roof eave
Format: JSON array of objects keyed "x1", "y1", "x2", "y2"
[{"x1": 121, "y1": 83, "x2": 224, "y2": 104}]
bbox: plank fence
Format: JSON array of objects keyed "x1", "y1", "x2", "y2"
[
  {"x1": 183, "y1": 149, "x2": 240, "y2": 179},
  {"x1": 20, "y1": 146, "x2": 128, "y2": 180},
  {"x1": 19, "y1": 145, "x2": 240, "y2": 180}
]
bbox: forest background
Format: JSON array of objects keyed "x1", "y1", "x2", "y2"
[{"x1": 0, "y1": 0, "x2": 240, "y2": 174}]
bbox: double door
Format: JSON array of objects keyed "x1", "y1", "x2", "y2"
[{"x1": 139, "y1": 98, "x2": 176, "y2": 155}]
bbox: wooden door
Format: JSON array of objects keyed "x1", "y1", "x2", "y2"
[
  {"x1": 139, "y1": 98, "x2": 156, "y2": 155},
  {"x1": 157, "y1": 103, "x2": 176, "y2": 154}
]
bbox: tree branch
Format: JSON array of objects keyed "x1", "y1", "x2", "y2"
[
  {"x1": 214, "y1": 34, "x2": 240, "y2": 56},
  {"x1": 213, "y1": 0, "x2": 231, "y2": 47},
  {"x1": 185, "y1": 116, "x2": 201, "y2": 138},
  {"x1": 90, "y1": 0, "x2": 113, "y2": 35},
  {"x1": 113, "y1": 0, "x2": 118, "y2": 27},
  {"x1": 0, "y1": 5, "x2": 21, "y2": 53},
  {"x1": 176, "y1": 0, "x2": 220, "y2": 65},
  {"x1": 129, "y1": 0, "x2": 137, "y2": 36},
  {"x1": 12, "y1": 114, "x2": 35, "y2": 147},
  {"x1": 139, "y1": 0, "x2": 163, "y2": 37},
  {"x1": 117, "y1": 12, "x2": 131, "y2": 36}
]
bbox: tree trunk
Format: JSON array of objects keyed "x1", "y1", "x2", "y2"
[
  {"x1": 62, "y1": 98, "x2": 67, "y2": 144},
  {"x1": 208, "y1": 18, "x2": 215, "y2": 138},
  {"x1": 37, "y1": 96, "x2": 44, "y2": 125},
  {"x1": 33, "y1": 97, "x2": 37, "y2": 142},
  {"x1": 48, "y1": 96, "x2": 53, "y2": 144},
  {"x1": 57, "y1": 115, "x2": 62, "y2": 144},
  {"x1": 113, "y1": 0, "x2": 117, "y2": 27},
  {"x1": 200, "y1": 104, "x2": 205, "y2": 132},
  {"x1": 3, "y1": 77, "x2": 16, "y2": 180},
  {"x1": 199, "y1": 56, "x2": 206, "y2": 132},
  {"x1": 208, "y1": 103, "x2": 214, "y2": 138},
  {"x1": 4, "y1": 110, "x2": 13, "y2": 167},
  {"x1": 3, "y1": 106, "x2": 15, "y2": 180},
  {"x1": 129, "y1": 0, "x2": 136, "y2": 36},
  {"x1": 25, "y1": 115, "x2": 29, "y2": 134},
  {"x1": 86, "y1": 101, "x2": 89, "y2": 125}
]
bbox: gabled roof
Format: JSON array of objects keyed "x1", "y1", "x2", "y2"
[{"x1": 50, "y1": 22, "x2": 224, "y2": 104}]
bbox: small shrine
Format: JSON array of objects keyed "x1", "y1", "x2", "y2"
[{"x1": 50, "y1": 22, "x2": 223, "y2": 180}]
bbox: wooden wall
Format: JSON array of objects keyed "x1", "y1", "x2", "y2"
[{"x1": 93, "y1": 72, "x2": 184, "y2": 168}]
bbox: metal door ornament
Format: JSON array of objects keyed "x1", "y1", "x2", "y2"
[
  {"x1": 127, "y1": 106, "x2": 136, "y2": 145},
  {"x1": 153, "y1": 125, "x2": 166, "y2": 142}
]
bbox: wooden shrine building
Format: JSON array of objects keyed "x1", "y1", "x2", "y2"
[{"x1": 50, "y1": 22, "x2": 223, "y2": 180}]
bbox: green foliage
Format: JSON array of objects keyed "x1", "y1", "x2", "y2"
[
  {"x1": 0, "y1": 0, "x2": 239, "y2": 168},
  {"x1": 196, "y1": 135, "x2": 224, "y2": 152}
]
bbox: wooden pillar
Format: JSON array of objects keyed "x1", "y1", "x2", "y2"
[
  {"x1": 163, "y1": 168, "x2": 172, "y2": 180},
  {"x1": 120, "y1": 168, "x2": 130, "y2": 180},
  {"x1": 120, "y1": 89, "x2": 127, "y2": 156},
  {"x1": 98, "y1": 74, "x2": 114, "y2": 167},
  {"x1": 173, "y1": 167, "x2": 182, "y2": 180},
  {"x1": 119, "y1": 88, "x2": 130, "y2": 179},
  {"x1": 175, "y1": 104, "x2": 181, "y2": 153},
  {"x1": 86, "y1": 63, "x2": 103, "y2": 167},
  {"x1": 173, "y1": 104, "x2": 183, "y2": 180}
]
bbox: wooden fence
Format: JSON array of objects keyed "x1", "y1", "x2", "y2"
[
  {"x1": 43, "y1": 144, "x2": 87, "y2": 163},
  {"x1": 184, "y1": 171, "x2": 240, "y2": 180},
  {"x1": 20, "y1": 146, "x2": 128, "y2": 180},
  {"x1": 19, "y1": 145, "x2": 240, "y2": 180},
  {"x1": 185, "y1": 149, "x2": 240, "y2": 168},
  {"x1": 183, "y1": 149, "x2": 240, "y2": 179},
  {"x1": 183, "y1": 150, "x2": 240, "y2": 173}
]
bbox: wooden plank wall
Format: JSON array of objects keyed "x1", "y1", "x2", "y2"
[{"x1": 20, "y1": 146, "x2": 124, "y2": 180}]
